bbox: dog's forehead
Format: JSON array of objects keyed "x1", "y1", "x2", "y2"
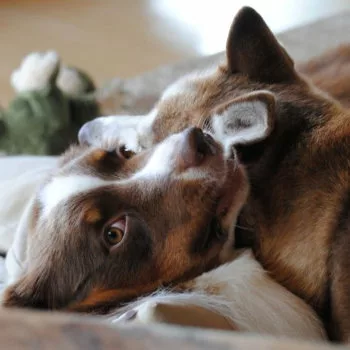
[
  {"x1": 82, "y1": 71, "x2": 218, "y2": 150},
  {"x1": 160, "y1": 68, "x2": 217, "y2": 101},
  {"x1": 157, "y1": 68, "x2": 223, "y2": 114},
  {"x1": 78, "y1": 66, "x2": 247, "y2": 150},
  {"x1": 152, "y1": 67, "x2": 238, "y2": 141}
]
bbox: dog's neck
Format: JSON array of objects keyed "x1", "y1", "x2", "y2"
[{"x1": 243, "y1": 102, "x2": 350, "y2": 314}]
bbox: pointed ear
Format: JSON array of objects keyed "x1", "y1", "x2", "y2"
[
  {"x1": 3, "y1": 274, "x2": 46, "y2": 309},
  {"x1": 3, "y1": 222, "x2": 86, "y2": 310},
  {"x1": 226, "y1": 7, "x2": 297, "y2": 83},
  {"x1": 3, "y1": 259, "x2": 65, "y2": 309},
  {"x1": 3, "y1": 260, "x2": 82, "y2": 310},
  {"x1": 211, "y1": 90, "x2": 275, "y2": 152}
]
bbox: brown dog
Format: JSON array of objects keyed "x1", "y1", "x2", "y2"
[
  {"x1": 79, "y1": 8, "x2": 350, "y2": 341},
  {"x1": 2, "y1": 127, "x2": 326, "y2": 340},
  {"x1": 3, "y1": 128, "x2": 248, "y2": 312}
]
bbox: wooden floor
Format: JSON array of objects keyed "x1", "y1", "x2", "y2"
[{"x1": 1, "y1": 0, "x2": 349, "y2": 106}]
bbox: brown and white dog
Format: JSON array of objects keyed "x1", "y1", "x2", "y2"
[
  {"x1": 77, "y1": 7, "x2": 350, "y2": 341},
  {"x1": 3, "y1": 127, "x2": 246, "y2": 310},
  {"x1": 2, "y1": 125, "x2": 324, "y2": 340}
]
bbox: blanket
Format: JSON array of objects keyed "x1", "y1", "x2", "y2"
[{"x1": 0, "y1": 156, "x2": 57, "y2": 290}]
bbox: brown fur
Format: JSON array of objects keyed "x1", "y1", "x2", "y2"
[
  {"x1": 150, "y1": 72, "x2": 343, "y2": 316},
  {"x1": 4, "y1": 7, "x2": 350, "y2": 340},
  {"x1": 298, "y1": 45, "x2": 350, "y2": 108},
  {"x1": 112, "y1": 7, "x2": 350, "y2": 342},
  {"x1": 84, "y1": 205, "x2": 102, "y2": 224},
  {"x1": 3, "y1": 129, "x2": 247, "y2": 314}
]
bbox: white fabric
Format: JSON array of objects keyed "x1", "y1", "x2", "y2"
[{"x1": 0, "y1": 156, "x2": 57, "y2": 289}]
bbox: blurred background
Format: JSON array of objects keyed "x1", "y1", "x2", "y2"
[{"x1": 1, "y1": 0, "x2": 349, "y2": 105}]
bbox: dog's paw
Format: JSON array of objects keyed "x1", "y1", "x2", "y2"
[{"x1": 11, "y1": 51, "x2": 60, "y2": 93}]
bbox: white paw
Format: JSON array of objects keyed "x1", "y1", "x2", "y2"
[{"x1": 11, "y1": 51, "x2": 60, "y2": 93}]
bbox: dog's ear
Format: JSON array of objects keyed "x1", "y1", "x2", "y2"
[
  {"x1": 3, "y1": 251, "x2": 75, "y2": 310},
  {"x1": 226, "y1": 7, "x2": 297, "y2": 83},
  {"x1": 3, "y1": 226, "x2": 89, "y2": 310},
  {"x1": 211, "y1": 90, "x2": 275, "y2": 153},
  {"x1": 3, "y1": 256, "x2": 89, "y2": 310},
  {"x1": 3, "y1": 272, "x2": 50, "y2": 309}
]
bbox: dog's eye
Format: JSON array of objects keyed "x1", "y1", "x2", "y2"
[
  {"x1": 104, "y1": 217, "x2": 126, "y2": 246},
  {"x1": 105, "y1": 227, "x2": 124, "y2": 246},
  {"x1": 119, "y1": 145, "x2": 136, "y2": 159}
]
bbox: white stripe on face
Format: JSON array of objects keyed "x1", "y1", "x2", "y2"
[
  {"x1": 40, "y1": 139, "x2": 179, "y2": 218},
  {"x1": 131, "y1": 134, "x2": 181, "y2": 180},
  {"x1": 39, "y1": 175, "x2": 106, "y2": 218},
  {"x1": 131, "y1": 132, "x2": 206, "y2": 181},
  {"x1": 40, "y1": 129, "x2": 209, "y2": 218}
]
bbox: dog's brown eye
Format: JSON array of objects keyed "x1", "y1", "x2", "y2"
[
  {"x1": 119, "y1": 145, "x2": 136, "y2": 159},
  {"x1": 104, "y1": 217, "x2": 126, "y2": 246},
  {"x1": 105, "y1": 227, "x2": 124, "y2": 246}
]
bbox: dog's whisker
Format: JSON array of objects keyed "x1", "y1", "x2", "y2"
[{"x1": 235, "y1": 224, "x2": 254, "y2": 232}]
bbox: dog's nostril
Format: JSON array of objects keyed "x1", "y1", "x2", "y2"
[
  {"x1": 180, "y1": 127, "x2": 217, "y2": 170},
  {"x1": 200, "y1": 132, "x2": 217, "y2": 156},
  {"x1": 194, "y1": 129, "x2": 206, "y2": 153},
  {"x1": 191, "y1": 128, "x2": 217, "y2": 157}
]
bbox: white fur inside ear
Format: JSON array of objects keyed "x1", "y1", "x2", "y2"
[
  {"x1": 11, "y1": 51, "x2": 59, "y2": 93},
  {"x1": 212, "y1": 100, "x2": 271, "y2": 155}
]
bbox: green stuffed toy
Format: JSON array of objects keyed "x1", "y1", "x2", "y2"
[{"x1": 0, "y1": 51, "x2": 100, "y2": 155}]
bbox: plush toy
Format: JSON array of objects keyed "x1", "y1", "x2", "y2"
[{"x1": 0, "y1": 51, "x2": 100, "y2": 155}]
